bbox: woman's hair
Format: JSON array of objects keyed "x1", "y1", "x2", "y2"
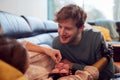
[
  {"x1": 55, "y1": 4, "x2": 87, "y2": 28},
  {"x1": 0, "y1": 35, "x2": 29, "y2": 73}
]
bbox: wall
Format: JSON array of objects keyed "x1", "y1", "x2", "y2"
[{"x1": 0, "y1": 0, "x2": 47, "y2": 20}]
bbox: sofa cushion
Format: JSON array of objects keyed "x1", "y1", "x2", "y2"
[
  {"x1": 21, "y1": 16, "x2": 46, "y2": 34},
  {"x1": 94, "y1": 19, "x2": 119, "y2": 41},
  {"x1": 0, "y1": 11, "x2": 31, "y2": 38},
  {"x1": 92, "y1": 26, "x2": 112, "y2": 41},
  {"x1": 18, "y1": 33, "x2": 58, "y2": 46},
  {"x1": 43, "y1": 20, "x2": 58, "y2": 32},
  {"x1": 21, "y1": 16, "x2": 58, "y2": 34},
  {"x1": 18, "y1": 15, "x2": 58, "y2": 46}
]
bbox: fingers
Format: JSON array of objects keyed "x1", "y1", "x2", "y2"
[
  {"x1": 51, "y1": 56, "x2": 58, "y2": 63},
  {"x1": 58, "y1": 52, "x2": 62, "y2": 60},
  {"x1": 84, "y1": 66, "x2": 99, "y2": 80},
  {"x1": 54, "y1": 50, "x2": 62, "y2": 63},
  {"x1": 56, "y1": 54, "x2": 62, "y2": 63},
  {"x1": 83, "y1": 71, "x2": 94, "y2": 80},
  {"x1": 75, "y1": 70, "x2": 94, "y2": 80},
  {"x1": 52, "y1": 54, "x2": 61, "y2": 63}
]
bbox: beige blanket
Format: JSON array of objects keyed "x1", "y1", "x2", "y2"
[
  {"x1": 24, "y1": 45, "x2": 89, "y2": 80},
  {"x1": 24, "y1": 51, "x2": 55, "y2": 80}
]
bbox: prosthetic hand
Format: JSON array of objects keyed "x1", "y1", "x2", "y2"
[{"x1": 101, "y1": 42, "x2": 114, "y2": 62}]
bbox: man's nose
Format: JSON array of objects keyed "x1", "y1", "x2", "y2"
[{"x1": 60, "y1": 28, "x2": 65, "y2": 35}]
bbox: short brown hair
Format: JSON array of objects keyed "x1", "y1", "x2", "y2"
[{"x1": 55, "y1": 4, "x2": 87, "y2": 28}]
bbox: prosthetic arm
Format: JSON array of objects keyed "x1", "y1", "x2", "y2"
[{"x1": 93, "y1": 42, "x2": 113, "y2": 72}]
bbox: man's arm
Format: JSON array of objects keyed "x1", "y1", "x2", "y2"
[
  {"x1": 22, "y1": 40, "x2": 52, "y2": 53},
  {"x1": 61, "y1": 43, "x2": 114, "y2": 79},
  {"x1": 22, "y1": 40, "x2": 62, "y2": 63}
]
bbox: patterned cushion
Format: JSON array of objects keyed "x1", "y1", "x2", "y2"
[{"x1": 92, "y1": 26, "x2": 112, "y2": 41}]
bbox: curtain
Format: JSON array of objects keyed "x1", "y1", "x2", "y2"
[
  {"x1": 114, "y1": 0, "x2": 120, "y2": 20},
  {"x1": 47, "y1": 0, "x2": 74, "y2": 20}
]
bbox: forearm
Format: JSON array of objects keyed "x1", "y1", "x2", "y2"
[
  {"x1": 93, "y1": 57, "x2": 108, "y2": 71},
  {"x1": 98, "y1": 58, "x2": 115, "y2": 79},
  {"x1": 22, "y1": 40, "x2": 49, "y2": 53}
]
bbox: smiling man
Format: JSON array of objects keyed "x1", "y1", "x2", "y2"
[{"x1": 52, "y1": 4, "x2": 114, "y2": 80}]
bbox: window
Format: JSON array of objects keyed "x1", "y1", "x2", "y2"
[
  {"x1": 48, "y1": 0, "x2": 120, "y2": 21},
  {"x1": 74, "y1": 0, "x2": 114, "y2": 21}
]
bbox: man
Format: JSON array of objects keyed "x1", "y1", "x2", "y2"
[{"x1": 52, "y1": 4, "x2": 114, "y2": 80}]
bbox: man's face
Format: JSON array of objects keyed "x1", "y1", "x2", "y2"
[{"x1": 58, "y1": 19, "x2": 82, "y2": 44}]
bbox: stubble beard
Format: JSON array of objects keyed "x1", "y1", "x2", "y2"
[{"x1": 67, "y1": 32, "x2": 82, "y2": 45}]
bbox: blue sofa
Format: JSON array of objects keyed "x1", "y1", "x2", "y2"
[{"x1": 0, "y1": 11, "x2": 58, "y2": 47}]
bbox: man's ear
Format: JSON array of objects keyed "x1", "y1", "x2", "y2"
[{"x1": 79, "y1": 25, "x2": 84, "y2": 32}]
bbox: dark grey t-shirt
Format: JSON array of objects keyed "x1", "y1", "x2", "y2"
[{"x1": 52, "y1": 27, "x2": 114, "y2": 79}]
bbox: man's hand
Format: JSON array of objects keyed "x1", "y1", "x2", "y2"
[
  {"x1": 22, "y1": 40, "x2": 62, "y2": 63},
  {"x1": 45, "y1": 48, "x2": 62, "y2": 63},
  {"x1": 84, "y1": 66, "x2": 99, "y2": 80}
]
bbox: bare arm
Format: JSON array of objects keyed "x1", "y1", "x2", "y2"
[
  {"x1": 22, "y1": 40, "x2": 50, "y2": 53},
  {"x1": 22, "y1": 40, "x2": 62, "y2": 63}
]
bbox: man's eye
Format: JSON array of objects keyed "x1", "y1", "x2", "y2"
[
  {"x1": 66, "y1": 28, "x2": 72, "y2": 30},
  {"x1": 59, "y1": 25, "x2": 62, "y2": 28}
]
